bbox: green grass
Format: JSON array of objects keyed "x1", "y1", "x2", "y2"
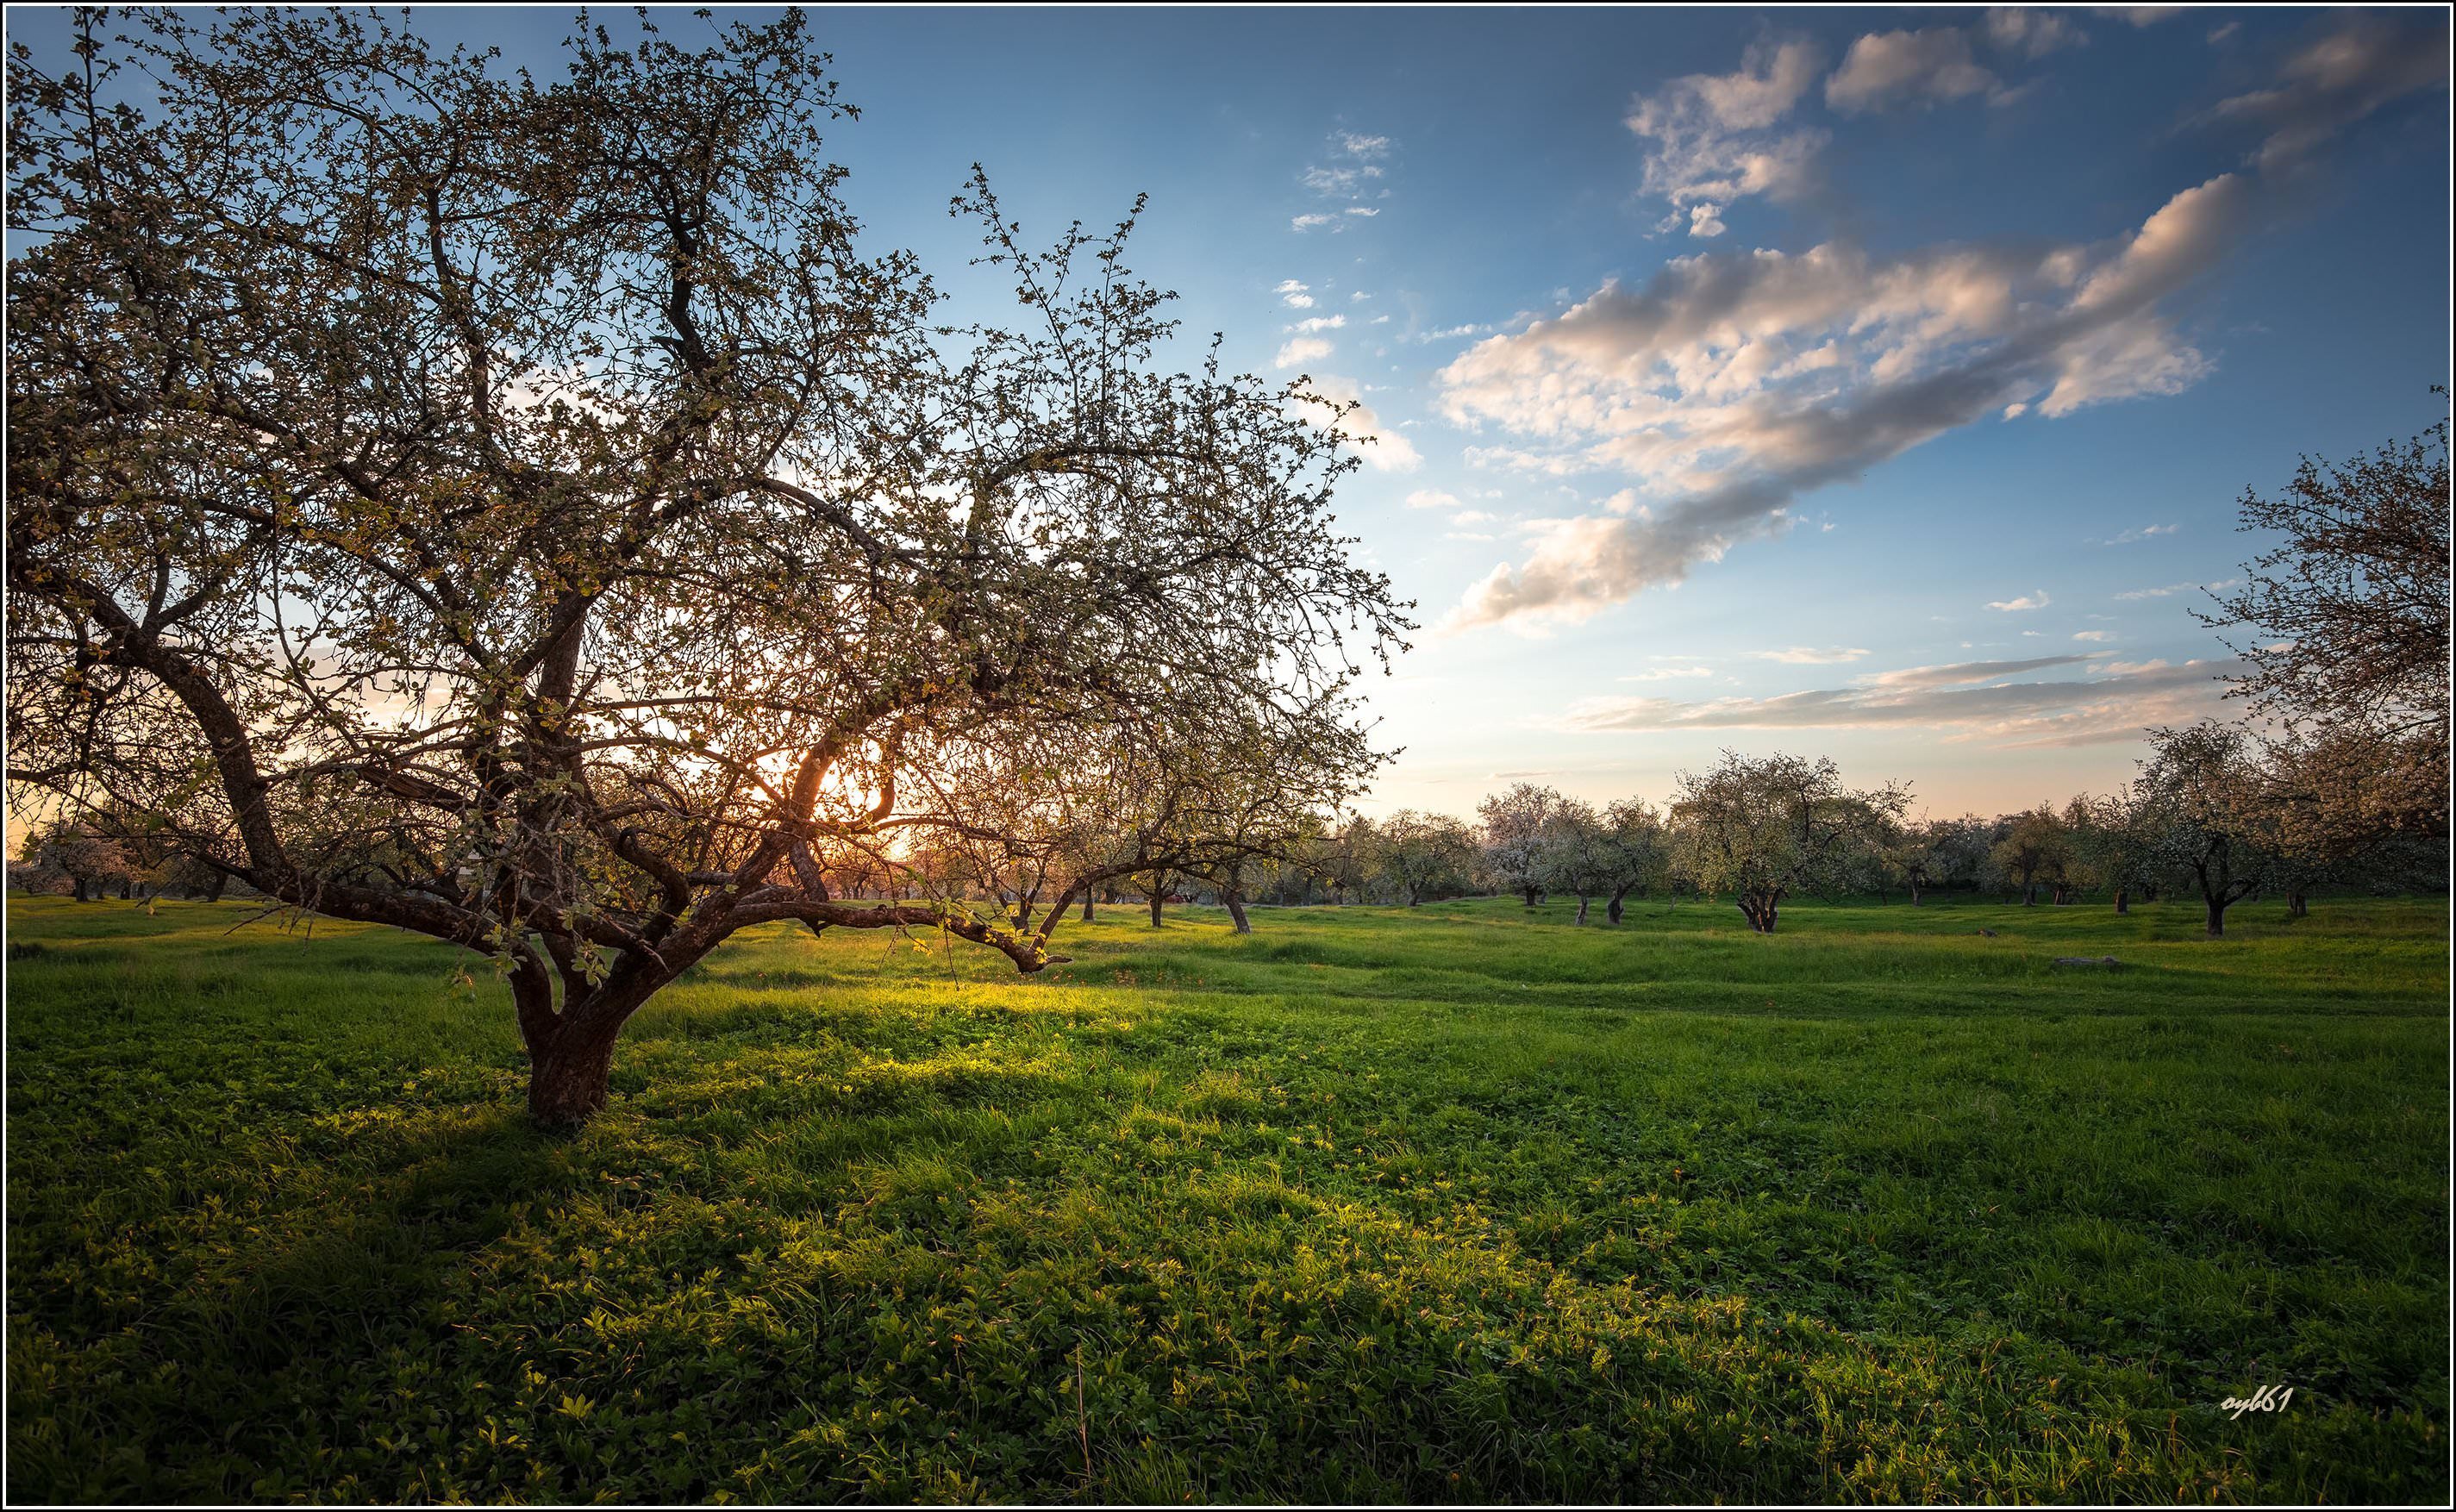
[{"x1": 5, "y1": 890, "x2": 2447, "y2": 1503}]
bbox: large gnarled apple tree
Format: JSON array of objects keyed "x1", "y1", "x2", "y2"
[{"x1": 6, "y1": 8, "x2": 1409, "y2": 1123}]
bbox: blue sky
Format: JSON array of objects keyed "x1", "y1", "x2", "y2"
[{"x1": 11, "y1": 4, "x2": 2445, "y2": 821}]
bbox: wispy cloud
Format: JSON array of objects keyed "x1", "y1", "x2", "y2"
[
  {"x1": 2114, "y1": 576, "x2": 2239, "y2": 600},
  {"x1": 1289, "y1": 315, "x2": 1347, "y2": 334},
  {"x1": 1274, "y1": 278, "x2": 1315, "y2": 309},
  {"x1": 1561, "y1": 656, "x2": 2239, "y2": 747},
  {"x1": 2092, "y1": 522, "x2": 2178, "y2": 545},
  {"x1": 2201, "y1": 16, "x2": 2449, "y2": 172},
  {"x1": 1404, "y1": 489, "x2": 1462, "y2": 510},
  {"x1": 1750, "y1": 646, "x2": 1871, "y2": 665},
  {"x1": 1985, "y1": 589, "x2": 2052, "y2": 611},
  {"x1": 1294, "y1": 128, "x2": 1395, "y2": 234}
]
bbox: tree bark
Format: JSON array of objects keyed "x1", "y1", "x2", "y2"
[
  {"x1": 1606, "y1": 884, "x2": 1632, "y2": 924},
  {"x1": 1573, "y1": 893, "x2": 1590, "y2": 924},
  {"x1": 1225, "y1": 889, "x2": 1252, "y2": 934},
  {"x1": 2287, "y1": 890, "x2": 2308, "y2": 918},
  {"x1": 1080, "y1": 892, "x2": 1095, "y2": 922},
  {"x1": 1521, "y1": 887, "x2": 1539, "y2": 909},
  {"x1": 2113, "y1": 887, "x2": 2129, "y2": 915},
  {"x1": 1147, "y1": 871, "x2": 1167, "y2": 928},
  {"x1": 2204, "y1": 897, "x2": 2228, "y2": 938},
  {"x1": 527, "y1": 1021, "x2": 622, "y2": 1127},
  {"x1": 1908, "y1": 879, "x2": 1922, "y2": 907}
]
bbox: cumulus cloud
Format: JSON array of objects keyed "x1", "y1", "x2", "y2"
[
  {"x1": 1275, "y1": 279, "x2": 1315, "y2": 309},
  {"x1": 1986, "y1": 589, "x2": 2052, "y2": 611},
  {"x1": 1404, "y1": 489, "x2": 1462, "y2": 510},
  {"x1": 1274, "y1": 336, "x2": 1334, "y2": 369},
  {"x1": 2203, "y1": 16, "x2": 2450, "y2": 172},
  {"x1": 1295, "y1": 376, "x2": 1422, "y2": 472},
  {"x1": 1825, "y1": 28, "x2": 2002, "y2": 115},
  {"x1": 1289, "y1": 315, "x2": 1347, "y2": 334},
  {"x1": 1560, "y1": 656, "x2": 2239, "y2": 747},
  {"x1": 1626, "y1": 36, "x2": 1828, "y2": 219},
  {"x1": 1434, "y1": 171, "x2": 2253, "y2": 629}
]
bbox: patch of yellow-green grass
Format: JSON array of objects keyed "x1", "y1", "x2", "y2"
[{"x1": 6, "y1": 890, "x2": 2447, "y2": 1502}]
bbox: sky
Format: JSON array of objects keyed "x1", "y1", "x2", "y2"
[{"x1": 8, "y1": 3, "x2": 2449, "y2": 823}]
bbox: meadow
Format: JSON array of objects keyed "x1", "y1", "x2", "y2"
[{"x1": 4, "y1": 890, "x2": 2447, "y2": 1504}]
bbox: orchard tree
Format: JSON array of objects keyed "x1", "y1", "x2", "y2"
[
  {"x1": 1533, "y1": 797, "x2": 1617, "y2": 924},
  {"x1": 1989, "y1": 805, "x2": 2069, "y2": 906},
  {"x1": 1478, "y1": 782, "x2": 1565, "y2": 908},
  {"x1": 2135, "y1": 722, "x2": 2280, "y2": 938},
  {"x1": 1668, "y1": 752, "x2": 1908, "y2": 934},
  {"x1": 1370, "y1": 809, "x2": 1478, "y2": 907},
  {"x1": 2199, "y1": 393, "x2": 2451, "y2": 833},
  {"x1": 5, "y1": 9, "x2": 1409, "y2": 1124},
  {"x1": 1598, "y1": 797, "x2": 1671, "y2": 923}
]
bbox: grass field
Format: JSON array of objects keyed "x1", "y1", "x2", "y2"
[{"x1": 5, "y1": 890, "x2": 2448, "y2": 1503}]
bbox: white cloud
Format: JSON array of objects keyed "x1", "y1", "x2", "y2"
[
  {"x1": 1334, "y1": 131, "x2": 1391, "y2": 159},
  {"x1": 1290, "y1": 213, "x2": 1335, "y2": 232},
  {"x1": 1985, "y1": 589, "x2": 2052, "y2": 611},
  {"x1": 1687, "y1": 203, "x2": 1728, "y2": 238},
  {"x1": 1561, "y1": 657, "x2": 2239, "y2": 747},
  {"x1": 1826, "y1": 28, "x2": 2002, "y2": 115},
  {"x1": 1275, "y1": 279, "x2": 1315, "y2": 309},
  {"x1": 1626, "y1": 37, "x2": 1828, "y2": 214},
  {"x1": 1345, "y1": 206, "x2": 1380, "y2": 218},
  {"x1": 2093, "y1": 522, "x2": 2178, "y2": 545},
  {"x1": 1274, "y1": 336, "x2": 1334, "y2": 369},
  {"x1": 1289, "y1": 315, "x2": 1347, "y2": 334},
  {"x1": 1295, "y1": 375, "x2": 1422, "y2": 472},
  {"x1": 1619, "y1": 665, "x2": 1716, "y2": 682},
  {"x1": 1404, "y1": 489, "x2": 1462, "y2": 510},
  {"x1": 2072, "y1": 630, "x2": 2115, "y2": 641},
  {"x1": 1433, "y1": 173, "x2": 2251, "y2": 629},
  {"x1": 1750, "y1": 646, "x2": 1871, "y2": 665},
  {"x1": 2115, "y1": 576, "x2": 2240, "y2": 600}
]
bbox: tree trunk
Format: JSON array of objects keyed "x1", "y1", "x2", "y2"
[
  {"x1": 1521, "y1": 887, "x2": 1539, "y2": 909},
  {"x1": 1147, "y1": 872, "x2": 1167, "y2": 928},
  {"x1": 205, "y1": 871, "x2": 228, "y2": 903},
  {"x1": 527, "y1": 1021, "x2": 622, "y2": 1128},
  {"x1": 1737, "y1": 894, "x2": 1778, "y2": 933},
  {"x1": 2022, "y1": 883, "x2": 2036, "y2": 906},
  {"x1": 2287, "y1": 890, "x2": 2308, "y2": 918},
  {"x1": 1606, "y1": 884, "x2": 1632, "y2": 924},
  {"x1": 72, "y1": 878, "x2": 88, "y2": 902},
  {"x1": 1908, "y1": 879, "x2": 1922, "y2": 907},
  {"x1": 2113, "y1": 887, "x2": 2128, "y2": 915},
  {"x1": 1080, "y1": 892, "x2": 1095, "y2": 922},
  {"x1": 1014, "y1": 897, "x2": 1034, "y2": 932},
  {"x1": 118, "y1": 878, "x2": 132, "y2": 899},
  {"x1": 1573, "y1": 893, "x2": 1590, "y2": 924},
  {"x1": 2204, "y1": 897, "x2": 2227, "y2": 938},
  {"x1": 1225, "y1": 888, "x2": 1252, "y2": 934}
]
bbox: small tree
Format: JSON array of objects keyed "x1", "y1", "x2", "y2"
[
  {"x1": 1534, "y1": 798, "x2": 1618, "y2": 924},
  {"x1": 1988, "y1": 806, "x2": 2069, "y2": 906},
  {"x1": 1598, "y1": 797, "x2": 1672, "y2": 923},
  {"x1": 1372, "y1": 809, "x2": 1478, "y2": 906},
  {"x1": 1668, "y1": 752, "x2": 1908, "y2": 934},
  {"x1": 2136, "y1": 722, "x2": 2281, "y2": 938},
  {"x1": 1479, "y1": 782, "x2": 1566, "y2": 908}
]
